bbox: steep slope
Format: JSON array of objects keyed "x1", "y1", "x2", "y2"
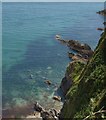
[{"x1": 60, "y1": 31, "x2": 106, "y2": 119}]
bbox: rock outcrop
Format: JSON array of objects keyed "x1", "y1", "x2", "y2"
[
  {"x1": 33, "y1": 102, "x2": 59, "y2": 120},
  {"x1": 59, "y1": 60, "x2": 85, "y2": 96},
  {"x1": 97, "y1": 9, "x2": 106, "y2": 16},
  {"x1": 59, "y1": 31, "x2": 106, "y2": 119},
  {"x1": 67, "y1": 40, "x2": 93, "y2": 59},
  {"x1": 55, "y1": 36, "x2": 94, "y2": 60}
]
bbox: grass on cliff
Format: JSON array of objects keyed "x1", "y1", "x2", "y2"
[{"x1": 60, "y1": 31, "x2": 106, "y2": 119}]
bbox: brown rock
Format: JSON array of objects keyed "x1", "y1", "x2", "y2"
[
  {"x1": 53, "y1": 96, "x2": 61, "y2": 102},
  {"x1": 97, "y1": 28, "x2": 104, "y2": 31},
  {"x1": 44, "y1": 80, "x2": 52, "y2": 85},
  {"x1": 97, "y1": 9, "x2": 106, "y2": 16}
]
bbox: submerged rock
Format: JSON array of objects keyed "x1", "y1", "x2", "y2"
[
  {"x1": 67, "y1": 40, "x2": 93, "y2": 59},
  {"x1": 56, "y1": 37, "x2": 93, "y2": 59},
  {"x1": 44, "y1": 80, "x2": 52, "y2": 85},
  {"x1": 103, "y1": 22, "x2": 106, "y2": 25}
]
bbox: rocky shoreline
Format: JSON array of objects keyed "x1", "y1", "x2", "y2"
[
  {"x1": 24, "y1": 36, "x2": 94, "y2": 120},
  {"x1": 55, "y1": 35, "x2": 94, "y2": 63},
  {"x1": 3, "y1": 9, "x2": 104, "y2": 120},
  {"x1": 25, "y1": 9, "x2": 105, "y2": 119}
]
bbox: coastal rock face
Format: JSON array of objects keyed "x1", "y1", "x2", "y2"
[
  {"x1": 59, "y1": 31, "x2": 106, "y2": 119},
  {"x1": 59, "y1": 61, "x2": 85, "y2": 96}
]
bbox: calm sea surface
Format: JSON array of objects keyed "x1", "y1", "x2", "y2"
[{"x1": 2, "y1": 2, "x2": 104, "y2": 117}]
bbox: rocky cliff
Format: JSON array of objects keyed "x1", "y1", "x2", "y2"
[{"x1": 59, "y1": 30, "x2": 106, "y2": 119}]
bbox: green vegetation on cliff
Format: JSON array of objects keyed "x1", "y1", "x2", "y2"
[{"x1": 60, "y1": 31, "x2": 106, "y2": 119}]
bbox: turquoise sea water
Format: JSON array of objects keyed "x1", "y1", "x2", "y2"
[{"x1": 2, "y1": 2, "x2": 104, "y2": 117}]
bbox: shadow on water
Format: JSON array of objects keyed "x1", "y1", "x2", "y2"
[{"x1": 2, "y1": 36, "x2": 69, "y2": 117}]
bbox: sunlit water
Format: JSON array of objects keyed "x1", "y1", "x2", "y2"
[{"x1": 2, "y1": 2, "x2": 104, "y2": 117}]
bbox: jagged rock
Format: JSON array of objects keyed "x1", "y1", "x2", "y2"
[
  {"x1": 33, "y1": 102, "x2": 59, "y2": 120},
  {"x1": 68, "y1": 52, "x2": 88, "y2": 64},
  {"x1": 55, "y1": 36, "x2": 93, "y2": 59},
  {"x1": 34, "y1": 102, "x2": 45, "y2": 112},
  {"x1": 52, "y1": 96, "x2": 61, "y2": 102},
  {"x1": 97, "y1": 9, "x2": 106, "y2": 16},
  {"x1": 67, "y1": 40, "x2": 93, "y2": 59},
  {"x1": 67, "y1": 40, "x2": 91, "y2": 51},
  {"x1": 44, "y1": 80, "x2": 52, "y2": 85}
]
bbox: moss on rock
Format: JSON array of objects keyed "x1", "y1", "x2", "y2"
[{"x1": 60, "y1": 31, "x2": 106, "y2": 119}]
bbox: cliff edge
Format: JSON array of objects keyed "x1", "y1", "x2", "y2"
[{"x1": 59, "y1": 30, "x2": 106, "y2": 119}]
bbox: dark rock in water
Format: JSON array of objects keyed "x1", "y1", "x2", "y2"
[
  {"x1": 44, "y1": 80, "x2": 52, "y2": 85},
  {"x1": 34, "y1": 102, "x2": 44, "y2": 112},
  {"x1": 52, "y1": 96, "x2": 61, "y2": 102},
  {"x1": 67, "y1": 40, "x2": 93, "y2": 59},
  {"x1": 29, "y1": 74, "x2": 34, "y2": 79},
  {"x1": 59, "y1": 76, "x2": 72, "y2": 96},
  {"x1": 97, "y1": 9, "x2": 106, "y2": 16},
  {"x1": 97, "y1": 28, "x2": 104, "y2": 31},
  {"x1": 103, "y1": 22, "x2": 106, "y2": 25},
  {"x1": 55, "y1": 36, "x2": 93, "y2": 59},
  {"x1": 67, "y1": 40, "x2": 92, "y2": 51}
]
